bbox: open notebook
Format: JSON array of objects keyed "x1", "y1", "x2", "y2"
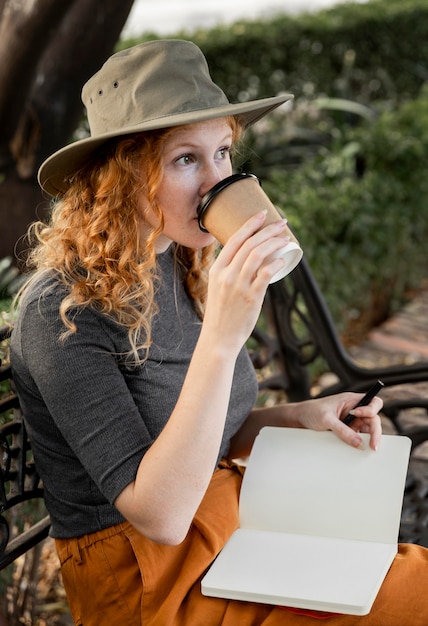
[{"x1": 202, "y1": 427, "x2": 411, "y2": 616}]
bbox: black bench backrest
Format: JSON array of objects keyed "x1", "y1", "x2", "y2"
[
  {"x1": 0, "y1": 324, "x2": 50, "y2": 570},
  {"x1": 259, "y1": 257, "x2": 428, "y2": 402}
]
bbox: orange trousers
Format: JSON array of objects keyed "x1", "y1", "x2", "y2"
[{"x1": 55, "y1": 463, "x2": 428, "y2": 626}]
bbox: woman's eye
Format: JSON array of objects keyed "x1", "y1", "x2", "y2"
[
  {"x1": 217, "y1": 146, "x2": 231, "y2": 160},
  {"x1": 176, "y1": 154, "x2": 192, "y2": 165}
]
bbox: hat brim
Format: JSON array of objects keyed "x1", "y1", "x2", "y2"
[{"x1": 38, "y1": 94, "x2": 293, "y2": 197}]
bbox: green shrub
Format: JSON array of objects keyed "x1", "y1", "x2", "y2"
[
  {"x1": 122, "y1": 0, "x2": 428, "y2": 108},
  {"x1": 260, "y1": 86, "x2": 428, "y2": 337},
  {"x1": 191, "y1": 0, "x2": 428, "y2": 107}
]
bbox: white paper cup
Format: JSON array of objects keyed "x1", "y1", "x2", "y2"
[{"x1": 197, "y1": 173, "x2": 303, "y2": 283}]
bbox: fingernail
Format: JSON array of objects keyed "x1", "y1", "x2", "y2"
[
  {"x1": 274, "y1": 219, "x2": 287, "y2": 231},
  {"x1": 253, "y1": 209, "x2": 268, "y2": 222}
]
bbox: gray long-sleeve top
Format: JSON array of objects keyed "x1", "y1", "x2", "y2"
[{"x1": 10, "y1": 247, "x2": 258, "y2": 538}]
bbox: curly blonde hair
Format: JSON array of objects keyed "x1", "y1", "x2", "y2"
[{"x1": 24, "y1": 117, "x2": 243, "y2": 363}]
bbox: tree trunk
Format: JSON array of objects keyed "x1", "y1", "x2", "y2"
[
  {"x1": 0, "y1": 0, "x2": 73, "y2": 166},
  {"x1": 0, "y1": 0, "x2": 135, "y2": 265}
]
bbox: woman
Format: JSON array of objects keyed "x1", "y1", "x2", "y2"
[{"x1": 10, "y1": 39, "x2": 427, "y2": 625}]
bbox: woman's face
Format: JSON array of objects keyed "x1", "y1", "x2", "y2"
[{"x1": 140, "y1": 118, "x2": 234, "y2": 251}]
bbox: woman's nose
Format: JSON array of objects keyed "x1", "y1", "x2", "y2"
[{"x1": 199, "y1": 165, "x2": 223, "y2": 198}]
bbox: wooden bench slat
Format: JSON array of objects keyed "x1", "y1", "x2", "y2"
[{"x1": 0, "y1": 515, "x2": 50, "y2": 570}]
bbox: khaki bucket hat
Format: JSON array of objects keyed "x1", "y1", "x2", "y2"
[{"x1": 38, "y1": 39, "x2": 293, "y2": 197}]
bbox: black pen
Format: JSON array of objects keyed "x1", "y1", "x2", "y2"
[{"x1": 342, "y1": 380, "x2": 385, "y2": 426}]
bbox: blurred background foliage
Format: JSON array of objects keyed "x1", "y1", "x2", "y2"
[
  {"x1": 128, "y1": 0, "x2": 428, "y2": 342},
  {"x1": 3, "y1": 0, "x2": 428, "y2": 343},
  {"x1": 261, "y1": 87, "x2": 428, "y2": 342},
  {"x1": 195, "y1": 0, "x2": 428, "y2": 106}
]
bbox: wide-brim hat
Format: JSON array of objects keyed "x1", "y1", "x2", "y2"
[{"x1": 38, "y1": 39, "x2": 293, "y2": 197}]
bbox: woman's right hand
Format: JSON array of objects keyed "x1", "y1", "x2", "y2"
[{"x1": 203, "y1": 210, "x2": 290, "y2": 354}]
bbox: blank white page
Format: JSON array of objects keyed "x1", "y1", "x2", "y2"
[
  {"x1": 239, "y1": 428, "x2": 411, "y2": 543},
  {"x1": 202, "y1": 528, "x2": 396, "y2": 615}
]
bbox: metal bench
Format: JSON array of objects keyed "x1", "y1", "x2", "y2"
[
  {"x1": 1, "y1": 256, "x2": 428, "y2": 568},
  {"x1": 0, "y1": 324, "x2": 50, "y2": 570}
]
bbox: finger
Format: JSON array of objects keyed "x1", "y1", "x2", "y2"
[
  {"x1": 369, "y1": 418, "x2": 382, "y2": 451},
  {"x1": 232, "y1": 222, "x2": 290, "y2": 282},
  {"x1": 343, "y1": 412, "x2": 382, "y2": 453},
  {"x1": 361, "y1": 413, "x2": 382, "y2": 451},
  {"x1": 215, "y1": 225, "x2": 290, "y2": 292},
  {"x1": 350, "y1": 397, "x2": 383, "y2": 451},
  {"x1": 251, "y1": 254, "x2": 288, "y2": 286},
  {"x1": 219, "y1": 212, "x2": 288, "y2": 266},
  {"x1": 330, "y1": 419, "x2": 364, "y2": 449},
  {"x1": 350, "y1": 396, "x2": 383, "y2": 418},
  {"x1": 240, "y1": 235, "x2": 291, "y2": 284},
  {"x1": 217, "y1": 211, "x2": 269, "y2": 264}
]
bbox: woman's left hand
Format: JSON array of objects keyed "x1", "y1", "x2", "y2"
[{"x1": 291, "y1": 392, "x2": 383, "y2": 451}]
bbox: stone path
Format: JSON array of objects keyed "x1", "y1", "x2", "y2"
[
  {"x1": 347, "y1": 287, "x2": 428, "y2": 545},
  {"x1": 348, "y1": 287, "x2": 428, "y2": 438},
  {"x1": 350, "y1": 287, "x2": 428, "y2": 368}
]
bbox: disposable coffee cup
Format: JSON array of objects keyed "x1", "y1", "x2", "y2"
[{"x1": 197, "y1": 173, "x2": 303, "y2": 283}]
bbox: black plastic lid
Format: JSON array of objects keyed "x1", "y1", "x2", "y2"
[{"x1": 197, "y1": 172, "x2": 260, "y2": 233}]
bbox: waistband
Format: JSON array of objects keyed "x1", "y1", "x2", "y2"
[{"x1": 55, "y1": 520, "x2": 130, "y2": 565}]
